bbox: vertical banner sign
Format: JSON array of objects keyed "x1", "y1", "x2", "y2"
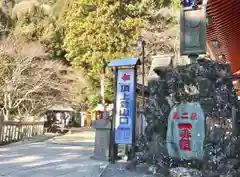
[
  {"x1": 115, "y1": 69, "x2": 135, "y2": 144},
  {"x1": 180, "y1": 7, "x2": 207, "y2": 55}
]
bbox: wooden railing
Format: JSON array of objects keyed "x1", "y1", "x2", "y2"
[{"x1": 0, "y1": 121, "x2": 44, "y2": 145}]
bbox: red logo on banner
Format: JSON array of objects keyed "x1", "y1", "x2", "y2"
[
  {"x1": 191, "y1": 112, "x2": 198, "y2": 120},
  {"x1": 178, "y1": 123, "x2": 192, "y2": 151},
  {"x1": 173, "y1": 112, "x2": 198, "y2": 121},
  {"x1": 121, "y1": 73, "x2": 131, "y2": 81},
  {"x1": 173, "y1": 112, "x2": 179, "y2": 120},
  {"x1": 181, "y1": 112, "x2": 188, "y2": 119}
]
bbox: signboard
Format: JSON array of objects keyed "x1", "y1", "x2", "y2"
[
  {"x1": 180, "y1": 7, "x2": 207, "y2": 55},
  {"x1": 166, "y1": 102, "x2": 205, "y2": 160},
  {"x1": 115, "y1": 69, "x2": 135, "y2": 144},
  {"x1": 181, "y1": 0, "x2": 196, "y2": 8}
]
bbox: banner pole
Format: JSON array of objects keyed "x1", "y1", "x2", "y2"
[
  {"x1": 131, "y1": 66, "x2": 137, "y2": 160},
  {"x1": 111, "y1": 68, "x2": 118, "y2": 164}
]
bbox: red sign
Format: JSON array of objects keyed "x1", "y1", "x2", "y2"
[
  {"x1": 173, "y1": 112, "x2": 179, "y2": 120},
  {"x1": 173, "y1": 112, "x2": 198, "y2": 151},
  {"x1": 173, "y1": 112, "x2": 198, "y2": 120},
  {"x1": 178, "y1": 123, "x2": 192, "y2": 151},
  {"x1": 191, "y1": 112, "x2": 198, "y2": 120},
  {"x1": 121, "y1": 73, "x2": 131, "y2": 81}
]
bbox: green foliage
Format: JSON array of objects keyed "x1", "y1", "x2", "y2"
[
  {"x1": 104, "y1": 75, "x2": 114, "y2": 103},
  {"x1": 0, "y1": 7, "x2": 13, "y2": 30},
  {"x1": 42, "y1": 0, "x2": 72, "y2": 59},
  {"x1": 63, "y1": 0, "x2": 147, "y2": 106},
  {"x1": 64, "y1": 0, "x2": 146, "y2": 72},
  {"x1": 1, "y1": 0, "x2": 180, "y2": 109},
  {"x1": 11, "y1": 0, "x2": 70, "y2": 59}
]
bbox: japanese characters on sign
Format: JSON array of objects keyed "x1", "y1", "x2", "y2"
[
  {"x1": 173, "y1": 112, "x2": 198, "y2": 152},
  {"x1": 179, "y1": 123, "x2": 192, "y2": 151},
  {"x1": 115, "y1": 69, "x2": 135, "y2": 144},
  {"x1": 173, "y1": 112, "x2": 198, "y2": 120},
  {"x1": 166, "y1": 103, "x2": 205, "y2": 160}
]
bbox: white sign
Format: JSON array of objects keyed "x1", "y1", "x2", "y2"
[{"x1": 115, "y1": 69, "x2": 135, "y2": 144}]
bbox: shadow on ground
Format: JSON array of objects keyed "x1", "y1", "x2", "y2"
[{"x1": 0, "y1": 130, "x2": 107, "y2": 177}]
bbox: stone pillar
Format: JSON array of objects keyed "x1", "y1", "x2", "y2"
[{"x1": 91, "y1": 119, "x2": 111, "y2": 161}]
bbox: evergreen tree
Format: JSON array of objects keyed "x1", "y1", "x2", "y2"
[{"x1": 63, "y1": 0, "x2": 145, "y2": 106}]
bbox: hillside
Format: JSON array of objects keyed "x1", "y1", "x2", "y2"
[{"x1": 0, "y1": 0, "x2": 180, "y2": 119}]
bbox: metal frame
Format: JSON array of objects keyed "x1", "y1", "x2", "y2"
[
  {"x1": 111, "y1": 68, "x2": 118, "y2": 164},
  {"x1": 180, "y1": 6, "x2": 207, "y2": 56},
  {"x1": 131, "y1": 66, "x2": 137, "y2": 160},
  {"x1": 108, "y1": 58, "x2": 140, "y2": 164}
]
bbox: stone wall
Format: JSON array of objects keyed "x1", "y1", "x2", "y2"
[{"x1": 135, "y1": 59, "x2": 240, "y2": 176}]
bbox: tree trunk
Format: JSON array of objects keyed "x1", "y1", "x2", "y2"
[
  {"x1": 3, "y1": 108, "x2": 9, "y2": 121},
  {"x1": 3, "y1": 93, "x2": 10, "y2": 120},
  {"x1": 0, "y1": 111, "x2": 3, "y2": 142}
]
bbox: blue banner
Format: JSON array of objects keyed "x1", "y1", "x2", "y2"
[
  {"x1": 115, "y1": 69, "x2": 135, "y2": 144},
  {"x1": 182, "y1": 0, "x2": 196, "y2": 8}
]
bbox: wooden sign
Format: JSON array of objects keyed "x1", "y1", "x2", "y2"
[{"x1": 180, "y1": 7, "x2": 207, "y2": 56}]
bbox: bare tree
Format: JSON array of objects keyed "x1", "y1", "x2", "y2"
[
  {"x1": 143, "y1": 6, "x2": 188, "y2": 64},
  {"x1": 142, "y1": 7, "x2": 180, "y2": 62},
  {"x1": 0, "y1": 37, "x2": 88, "y2": 121},
  {"x1": 136, "y1": 6, "x2": 192, "y2": 84},
  {"x1": 133, "y1": 7, "x2": 180, "y2": 86}
]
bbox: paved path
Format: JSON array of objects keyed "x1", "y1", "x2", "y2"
[
  {"x1": 0, "y1": 129, "x2": 108, "y2": 177},
  {"x1": 100, "y1": 162, "x2": 155, "y2": 177}
]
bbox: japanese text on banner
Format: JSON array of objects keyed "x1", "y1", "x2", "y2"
[
  {"x1": 114, "y1": 69, "x2": 135, "y2": 144},
  {"x1": 173, "y1": 111, "x2": 198, "y2": 151}
]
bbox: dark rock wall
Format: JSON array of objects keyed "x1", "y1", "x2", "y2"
[{"x1": 135, "y1": 59, "x2": 240, "y2": 175}]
